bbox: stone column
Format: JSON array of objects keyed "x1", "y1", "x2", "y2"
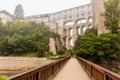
[
  {"x1": 80, "y1": 26, "x2": 83, "y2": 36},
  {"x1": 66, "y1": 37, "x2": 70, "y2": 49},
  {"x1": 92, "y1": 0, "x2": 106, "y2": 34},
  {"x1": 49, "y1": 38, "x2": 56, "y2": 55}
]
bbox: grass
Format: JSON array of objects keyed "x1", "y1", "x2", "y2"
[
  {"x1": 0, "y1": 74, "x2": 7, "y2": 80},
  {"x1": 9, "y1": 52, "x2": 38, "y2": 57}
]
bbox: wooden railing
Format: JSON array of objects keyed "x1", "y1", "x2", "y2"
[
  {"x1": 6, "y1": 56, "x2": 70, "y2": 80},
  {"x1": 77, "y1": 57, "x2": 120, "y2": 80}
]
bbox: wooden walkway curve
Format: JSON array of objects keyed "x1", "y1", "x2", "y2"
[{"x1": 52, "y1": 58, "x2": 91, "y2": 80}]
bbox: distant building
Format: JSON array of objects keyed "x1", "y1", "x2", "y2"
[
  {"x1": 25, "y1": 14, "x2": 51, "y2": 22},
  {"x1": 0, "y1": 10, "x2": 14, "y2": 23}
]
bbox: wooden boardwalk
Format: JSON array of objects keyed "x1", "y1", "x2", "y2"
[{"x1": 52, "y1": 58, "x2": 91, "y2": 80}]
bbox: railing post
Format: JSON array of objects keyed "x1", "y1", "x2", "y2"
[
  {"x1": 91, "y1": 66, "x2": 92, "y2": 77},
  {"x1": 36, "y1": 72, "x2": 39, "y2": 80},
  {"x1": 104, "y1": 74, "x2": 106, "y2": 80},
  {"x1": 77, "y1": 57, "x2": 120, "y2": 80}
]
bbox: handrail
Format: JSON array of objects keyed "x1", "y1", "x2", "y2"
[
  {"x1": 6, "y1": 56, "x2": 70, "y2": 80},
  {"x1": 77, "y1": 57, "x2": 120, "y2": 80}
]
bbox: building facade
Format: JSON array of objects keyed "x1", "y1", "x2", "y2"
[{"x1": 0, "y1": 10, "x2": 14, "y2": 23}]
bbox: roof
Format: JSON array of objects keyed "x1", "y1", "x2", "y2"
[{"x1": 0, "y1": 10, "x2": 14, "y2": 18}]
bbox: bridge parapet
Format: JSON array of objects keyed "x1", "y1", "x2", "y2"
[
  {"x1": 77, "y1": 57, "x2": 120, "y2": 80},
  {"x1": 6, "y1": 57, "x2": 70, "y2": 80}
]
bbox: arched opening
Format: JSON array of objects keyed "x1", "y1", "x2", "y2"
[
  {"x1": 63, "y1": 29, "x2": 67, "y2": 36},
  {"x1": 69, "y1": 38, "x2": 74, "y2": 47},
  {"x1": 65, "y1": 21, "x2": 74, "y2": 26},
  {"x1": 88, "y1": 17, "x2": 93, "y2": 22},
  {"x1": 76, "y1": 18, "x2": 87, "y2": 24},
  {"x1": 88, "y1": 24, "x2": 93, "y2": 29},
  {"x1": 69, "y1": 28, "x2": 73, "y2": 36},
  {"x1": 82, "y1": 26, "x2": 87, "y2": 34},
  {"x1": 77, "y1": 27, "x2": 81, "y2": 35},
  {"x1": 62, "y1": 37, "x2": 66, "y2": 47}
]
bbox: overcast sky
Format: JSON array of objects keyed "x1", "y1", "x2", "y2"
[{"x1": 0, "y1": 0, "x2": 91, "y2": 16}]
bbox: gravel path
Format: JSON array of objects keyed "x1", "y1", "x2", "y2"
[{"x1": 0, "y1": 57, "x2": 54, "y2": 76}]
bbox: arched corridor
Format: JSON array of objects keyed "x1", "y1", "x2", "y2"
[
  {"x1": 69, "y1": 38, "x2": 74, "y2": 47},
  {"x1": 69, "y1": 28, "x2": 73, "y2": 37},
  {"x1": 77, "y1": 26, "x2": 81, "y2": 35}
]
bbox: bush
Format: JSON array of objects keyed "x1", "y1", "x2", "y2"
[
  {"x1": 73, "y1": 28, "x2": 120, "y2": 63},
  {"x1": 0, "y1": 74, "x2": 7, "y2": 80},
  {"x1": 0, "y1": 20, "x2": 59, "y2": 56}
]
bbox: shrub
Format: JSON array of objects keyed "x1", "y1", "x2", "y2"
[{"x1": 0, "y1": 74, "x2": 7, "y2": 80}]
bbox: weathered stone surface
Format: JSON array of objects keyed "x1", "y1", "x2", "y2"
[{"x1": 49, "y1": 38, "x2": 57, "y2": 55}]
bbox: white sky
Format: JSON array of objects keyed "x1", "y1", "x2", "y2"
[{"x1": 0, "y1": 0, "x2": 91, "y2": 16}]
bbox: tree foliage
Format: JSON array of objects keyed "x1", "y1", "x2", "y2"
[
  {"x1": 73, "y1": 28, "x2": 120, "y2": 63},
  {"x1": 104, "y1": 0, "x2": 120, "y2": 34},
  {"x1": 14, "y1": 4, "x2": 24, "y2": 19},
  {"x1": 0, "y1": 20, "x2": 60, "y2": 57}
]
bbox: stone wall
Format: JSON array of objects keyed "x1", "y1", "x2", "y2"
[{"x1": 92, "y1": 0, "x2": 106, "y2": 34}]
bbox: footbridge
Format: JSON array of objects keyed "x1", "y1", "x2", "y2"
[{"x1": 6, "y1": 57, "x2": 120, "y2": 80}]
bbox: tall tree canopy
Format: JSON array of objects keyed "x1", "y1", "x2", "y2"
[
  {"x1": 104, "y1": 0, "x2": 120, "y2": 34},
  {"x1": 73, "y1": 29, "x2": 120, "y2": 63},
  {"x1": 14, "y1": 4, "x2": 24, "y2": 19},
  {"x1": 0, "y1": 20, "x2": 65, "y2": 57}
]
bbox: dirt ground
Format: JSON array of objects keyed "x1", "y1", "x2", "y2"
[{"x1": 0, "y1": 57, "x2": 54, "y2": 76}]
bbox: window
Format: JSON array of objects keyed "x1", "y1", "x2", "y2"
[
  {"x1": 88, "y1": 5, "x2": 90, "y2": 8},
  {"x1": 69, "y1": 38, "x2": 74, "y2": 47},
  {"x1": 82, "y1": 14, "x2": 84, "y2": 17},
  {"x1": 88, "y1": 12, "x2": 91, "y2": 15},
  {"x1": 83, "y1": 26, "x2": 87, "y2": 34},
  {"x1": 88, "y1": 18, "x2": 93, "y2": 22},
  {"x1": 65, "y1": 17, "x2": 66, "y2": 20},
  {"x1": 77, "y1": 15, "x2": 79, "y2": 18},
  {"x1": 82, "y1": 6, "x2": 84, "y2": 9},
  {"x1": 65, "y1": 21, "x2": 74, "y2": 26},
  {"x1": 77, "y1": 19, "x2": 87, "y2": 24},
  {"x1": 70, "y1": 16, "x2": 72, "y2": 19}
]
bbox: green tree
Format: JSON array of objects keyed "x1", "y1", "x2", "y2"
[
  {"x1": 104, "y1": 0, "x2": 120, "y2": 34},
  {"x1": 73, "y1": 28, "x2": 120, "y2": 63},
  {"x1": 0, "y1": 74, "x2": 7, "y2": 80},
  {"x1": 0, "y1": 20, "x2": 63, "y2": 57},
  {"x1": 14, "y1": 4, "x2": 24, "y2": 19}
]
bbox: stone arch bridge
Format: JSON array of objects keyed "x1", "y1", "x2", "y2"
[{"x1": 58, "y1": 17, "x2": 93, "y2": 49}]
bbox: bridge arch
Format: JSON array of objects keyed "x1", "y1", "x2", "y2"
[
  {"x1": 68, "y1": 28, "x2": 73, "y2": 37},
  {"x1": 88, "y1": 17, "x2": 93, "y2": 22},
  {"x1": 76, "y1": 26, "x2": 81, "y2": 35},
  {"x1": 69, "y1": 38, "x2": 74, "y2": 47},
  {"x1": 76, "y1": 18, "x2": 87, "y2": 24},
  {"x1": 63, "y1": 29, "x2": 67, "y2": 36},
  {"x1": 64, "y1": 20, "x2": 74, "y2": 26},
  {"x1": 88, "y1": 24, "x2": 93, "y2": 29},
  {"x1": 82, "y1": 26, "x2": 87, "y2": 34},
  {"x1": 62, "y1": 37, "x2": 66, "y2": 46}
]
